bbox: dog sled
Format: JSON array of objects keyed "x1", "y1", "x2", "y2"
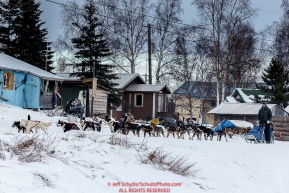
[
  {"x1": 244, "y1": 124, "x2": 274, "y2": 144},
  {"x1": 44, "y1": 106, "x2": 64, "y2": 117},
  {"x1": 214, "y1": 120, "x2": 254, "y2": 141}
]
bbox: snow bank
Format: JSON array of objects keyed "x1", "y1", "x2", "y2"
[
  {"x1": 0, "y1": 104, "x2": 289, "y2": 193},
  {"x1": 229, "y1": 120, "x2": 254, "y2": 128},
  {"x1": 248, "y1": 94, "x2": 269, "y2": 102},
  {"x1": 236, "y1": 88, "x2": 253, "y2": 103},
  {"x1": 285, "y1": 105, "x2": 289, "y2": 113},
  {"x1": 225, "y1": 96, "x2": 238, "y2": 103}
]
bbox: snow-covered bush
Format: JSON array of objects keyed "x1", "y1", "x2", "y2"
[
  {"x1": 0, "y1": 140, "x2": 6, "y2": 160},
  {"x1": 7, "y1": 133, "x2": 58, "y2": 163},
  {"x1": 142, "y1": 147, "x2": 197, "y2": 177}
]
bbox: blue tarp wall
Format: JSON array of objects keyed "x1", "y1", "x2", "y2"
[
  {"x1": 0, "y1": 70, "x2": 41, "y2": 108},
  {"x1": 214, "y1": 119, "x2": 236, "y2": 132}
]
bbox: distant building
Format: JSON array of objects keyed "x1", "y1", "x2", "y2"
[
  {"x1": 173, "y1": 82, "x2": 216, "y2": 124},
  {"x1": 55, "y1": 73, "x2": 110, "y2": 115},
  {"x1": 0, "y1": 53, "x2": 63, "y2": 109},
  {"x1": 173, "y1": 82, "x2": 268, "y2": 124},
  {"x1": 111, "y1": 73, "x2": 171, "y2": 121},
  {"x1": 208, "y1": 102, "x2": 288, "y2": 125},
  {"x1": 208, "y1": 87, "x2": 286, "y2": 125},
  {"x1": 225, "y1": 88, "x2": 271, "y2": 103}
]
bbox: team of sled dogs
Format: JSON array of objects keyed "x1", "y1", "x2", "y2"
[
  {"x1": 110, "y1": 122, "x2": 220, "y2": 141},
  {"x1": 11, "y1": 115, "x2": 102, "y2": 134},
  {"x1": 11, "y1": 115, "x2": 231, "y2": 141},
  {"x1": 106, "y1": 118, "x2": 227, "y2": 141}
]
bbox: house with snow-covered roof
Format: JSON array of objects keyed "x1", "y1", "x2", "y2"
[
  {"x1": 111, "y1": 73, "x2": 172, "y2": 121},
  {"x1": 173, "y1": 81, "x2": 217, "y2": 124},
  {"x1": 173, "y1": 81, "x2": 276, "y2": 124},
  {"x1": 0, "y1": 53, "x2": 63, "y2": 109},
  {"x1": 208, "y1": 102, "x2": 288, "y2": 125},
  {"x1": 210, "y1": 88, "x2": 287, "y2": 125},
  {"x1": 225, "y1": 88, "x2": 271, "y2": 103}
]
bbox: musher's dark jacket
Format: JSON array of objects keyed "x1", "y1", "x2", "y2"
[{"x1": 258, "y1": 106, "x2": 272, "y2": 124}]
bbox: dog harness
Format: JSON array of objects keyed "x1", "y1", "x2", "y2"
[{"x1": 26, "y1": 120, "x2": 41, "y2": 129}]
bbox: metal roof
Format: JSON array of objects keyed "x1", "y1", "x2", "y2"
[
  {"x1": 0, "y1": 53, "x2": 63, "y2": 81},
  {"x1": 225, "y1": 96, "x2": 238, "y2": 103},
  {"x1": 125, "y1": 84, "x2": 171, "y2": 93},
  {"x1": 55, "y1": 73, "x2": 81, "y2": 81},
  {"x1": 285, "y1": 106, "x2": 289, "y2": 113},
  {"x1": 242, "y1": 89, "x2": 271, "y2": 96},
  {"x1": 174, "y1": 81, "x2": 266, "y2": 98},
  {"x1": 208, "y1": 102, "x2": 276, "y2": 115},
  {"x1": 113, "y1": 73, "x2": 146, "y2": 89},
  {"x1": 55, "y1": 73, "x2": 111, "y2": 91},
  {"x1": 234, "y1": 88, "x2": 254, "y2": 103},
  {"x1": 173, "y1": 81, "x2": 216, "y2": 98}
]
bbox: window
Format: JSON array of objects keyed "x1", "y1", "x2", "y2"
[
  {"x1": 158, "y1": 94, "x2": 163, "y2": 112},
  {"x1": 2, "y1": 72, "x2": 14, "y2": 90},
  {"x1": 135, "y1": 94, "x2": 143, "y2": 107},
  {"x1": 210, "y1": 100, "x2": 216, "y2": 107},
  {"x1": 116, "y1": 96, "x2": 122, "y2": 111}
]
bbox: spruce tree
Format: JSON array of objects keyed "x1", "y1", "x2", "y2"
[
  {"x1": 71, "y1": 0, "x2": 121, "y2": 107},
  {"x1": 254, "y1": 94, "x2": 262, "y2": 103},
  {"x1": 0, "y1": 0, "x2": 54, "y2": 71},
  {"x1": 0, "y1": 0, "x2": 19, "y2": 55},
  {"x1": 257, "y1": 58, "x2": 289, "y2": 106}
]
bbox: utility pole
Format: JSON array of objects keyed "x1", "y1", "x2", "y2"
[
  {"x1": 148, "y1": 23, "x2": 152, "y2": 84},
  {"x1": 142, "y1": 73, "x2": 148, "y2": 83},
  {"x1": 45, "y1": 42, "x2": 48, "y2": 71}
]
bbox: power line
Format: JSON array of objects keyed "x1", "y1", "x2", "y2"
[
  {"x1": 256, "y1": 8, "x2": 282, "y2": 15},
  {"x1": 45, "y1": 0, "x2": 284, "y2": 31},
  {"x1": 45, "y1": 0, "x2": 209, "y2": 30},
  {"x1": 45, "y1": 0, "x2": 277, "y2": 43},
  {"x1": 95, "y1": 0, "x2": 212, "y2": 28},
  {"x1": 45, "y1": 0, "x2": 277, "y2": 54},
  {"x1": 148, "y1": 24, "x2": 277, "y2": 53}
]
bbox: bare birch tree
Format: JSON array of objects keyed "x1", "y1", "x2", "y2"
[
  {"x1": 56, "y1": 57, "x2": 68, "y2": 72},
  {"x1": 109, "y1": 0, "x2": 152, "y2": 73},
  {"x1": 152, "y1": 0, "x2": 183, "y2": 84},
  {"x1": 192, "y1": 0, "x2": 257, "y2": 105},
  {"x1": 227, "y1": 22, "x2": 263, "y2": 88},
  {"x1": 54, "y1": 0, "x2": 84, "y2": 66},
  {"x1": 54, "y1": 0, "x2": 117, "y2": 67},
  {"x1": 271, "y1": 0, "x2": 289, "y2": 68},
  {"x1": 170, "y1": 32, "x2": 213, "y2": 122}
]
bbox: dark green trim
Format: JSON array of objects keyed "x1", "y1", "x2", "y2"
[{"x1": 242, "y1": 89, "x2": 271, "y2": 96}]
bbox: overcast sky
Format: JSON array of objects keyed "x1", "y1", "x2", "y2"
[
  {"x1": 39, "y1": 0, "x2": 283, "y2": 76},
  {"x1": 40, "y1": 0, "x2": 283, "y2": 41}
]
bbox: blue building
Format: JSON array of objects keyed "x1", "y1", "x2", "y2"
[{"x1": 0, "y1": 53, "x2": 63, "y2": 109}]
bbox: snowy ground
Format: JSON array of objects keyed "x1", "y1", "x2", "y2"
[{"x1": 0, "y1": 103, "x2": 289, "y2": 193}]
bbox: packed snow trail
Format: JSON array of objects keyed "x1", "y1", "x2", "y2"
[{"x1": 0, "y1": 103, "x2": 289, "y2": 193}]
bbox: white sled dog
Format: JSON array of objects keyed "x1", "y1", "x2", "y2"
[{"x1": 20, "y1": 119, "x2": 52, "y2": 134}]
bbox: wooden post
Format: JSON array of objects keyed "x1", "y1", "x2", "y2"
[
  {"x1": 44, "y1": 80, "x2": 49, "y2": 92},
  {"x1": 91, "y1": 78, "x2": 97, "y2": 118},
  {"x1": 91, "y1": 61, "x2": 96, "y2": 118},
  {"x1": 92, "y1": 78, "x2": 97, "y2": 97},
  {"x1": 86, "y1": 86, "x2": 90, "y2": 117},
  {"x1": 148, "y1": 24, "x2": 152, "y2": 84}
]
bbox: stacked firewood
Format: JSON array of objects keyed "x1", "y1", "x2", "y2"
[
  {"x1": 226, "y1": 127, "x2": 251, "y2": 134},
  {"x1": 271, "y1": 116, "x2": 289, "y2": 141}
]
